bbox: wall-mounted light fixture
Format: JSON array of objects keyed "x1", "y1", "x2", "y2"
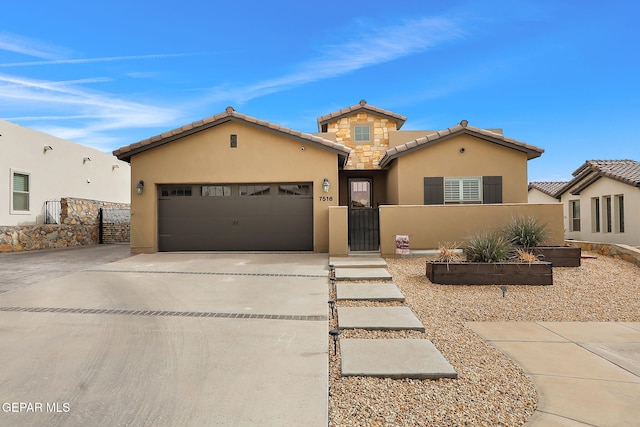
[
  {"x1": 112, "y1": 164, "x2": 120, "y2": 170},
  {"x1": 322, "y1": 178, "x2": 330, "y2": 193},
  {"x1": 43, "y1": 145, "x2": 53, "y2": 153},
  {"x1": 83, "y1": 157, "x2": 91, "y2": 164},
  {"x1": 136, "y1": 180, "x2": 145, "y2": 195}
]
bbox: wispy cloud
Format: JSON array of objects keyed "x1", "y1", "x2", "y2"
[
  {"x1": 0, "y1": 31, "x2": 69, "y2": 59},
  {"x1": 0, "y1": 72, "x2": 178, "y2": 150},
  {"x1": 0, "y1": 53, "x2": 195, "y2": 67},
  {"x1": 206, "y1": 17, "x2": 465, "y2": 104}
]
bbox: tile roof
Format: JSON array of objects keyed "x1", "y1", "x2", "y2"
[
  {"x1": 113, "y1": 107, "x2": 351, "y2": 163},
  {"x1": 528, "y1": 181, "x2": 567, "y2": 197},
  {"x1": 559, "y1": 159, "x2": 640, "y2": 195},
  {"x1": 378, "y1": 120, "x2": 544, "y2": 167},
  {"x1": 316, "y1": 100, "x2": 407, "y2": 130}
]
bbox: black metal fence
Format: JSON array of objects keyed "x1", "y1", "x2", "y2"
[
  {"x1": 349, "y1": 208, "x2": 380, "y2": 251},
  {"x1": 99, "y1": 208, "x2": 131, "y2": 244},
  {"x1": 44, "y1": 200, "x2": 61, "y2": 224}
]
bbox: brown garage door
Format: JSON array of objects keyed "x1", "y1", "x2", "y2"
[{"x1": 158, "y1": 183, "x2": 313, "y2": 251}]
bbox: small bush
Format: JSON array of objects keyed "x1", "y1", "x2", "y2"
[
  {"x1": 464, "y1": 231, "x2": 512, "y2": 262},
  {"x1": 514, "y1": 247, "x2": 540, "y2": 263},
  {"x1": 503, "y1": 216, "x2": 549, "y2": 249},
  {"x1": 435, "y1": 242, "x2": 463, "y2": 263}
]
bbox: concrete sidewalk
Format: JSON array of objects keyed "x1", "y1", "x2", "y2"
[{"x1": 468, "y1": 321, "x2": 640, "y2": 427}]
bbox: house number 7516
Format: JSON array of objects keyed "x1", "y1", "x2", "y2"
[{"x1": 318, "y1": 196, "x2": 333, "y2": 201}]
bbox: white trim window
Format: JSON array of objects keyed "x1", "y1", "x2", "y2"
[
  {"x1": 353, "y1": 125, "x2": 371, "y2": 142},
  {"x1": 11, "y1": 170, "x2": 30, "y2": 213},
  {"x1": 444, "y1": 177, "x2": 482, "y2": 204}
]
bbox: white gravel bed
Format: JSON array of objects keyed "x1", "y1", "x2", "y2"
[{"x1": 328, "y1": 253, "x2": 640, "y2": 426}]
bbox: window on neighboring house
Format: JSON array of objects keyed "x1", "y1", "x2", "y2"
[
  {"x1": 604, "y1": 196, "x2": 612, "y2": 233},
  {"x1": 444, "y1": 177, "x2": 482, "y2": 204},
  {"x1": 353, "y1": 125, "x2": 371, "y2": 142},
  {"x1": 591, "y1": 197, "x2": 600, "y2": 232},
  {"x1": 615, "y1": 195, "x2": 625, "y2": 233},
  {"x1": 570, "y1": 200, "x2": 581, "y2": 231},
  {"x1": 12, "y1": 172, "x2": 30, "y2": 212}
]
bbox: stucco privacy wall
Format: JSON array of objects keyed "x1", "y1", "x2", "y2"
[
  {"x1": 378, "y1": 203, "x2": 564, "y2": 256},
  {"x1": 562, "y1": 177, "x2": 640, "y2": 246},
  {"x1": 387, "y1": 134, "x2": 530, "y2": 205},
  {"x1": 0, "y1": 197, "x2": 130, "y2": 252},
  {"x1": 1, "y1": 120, "x2": 130, "y2": 226},
  {"x1": 129, "y1": 121, "x2": 339, "y2": 253}
]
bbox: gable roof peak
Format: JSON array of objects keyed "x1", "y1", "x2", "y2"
[{"x1": 317, "y1": 100, "x2": 407, "y2": 130}]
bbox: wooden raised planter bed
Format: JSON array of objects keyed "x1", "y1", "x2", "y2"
[
  {"x1": 532, "y1": 246, "x2": 581, "y2": 267},
  {"x1": 426, "y1": 261, "x2": 553, "y2": 285}
]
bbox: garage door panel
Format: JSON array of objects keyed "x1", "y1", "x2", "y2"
[{"x1": 158, "y1": 183, "x2": 313, "y2": 251}]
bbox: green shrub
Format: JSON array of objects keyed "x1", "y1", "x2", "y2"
[
  {"x1": 503, "y1": 216, "x2": 549, "y2": 249},
  {"x1": 464, "y1": 231, "x2": 512, "y2": 262}
]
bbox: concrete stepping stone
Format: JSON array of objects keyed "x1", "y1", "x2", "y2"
[
  {"x1": 336, "y1": 283, "x2": 405, "y2": 302},
  {"x1": 334, "y1": 268, "x2": 392, "y2": 281},
  {"x1": 340, "y1": 339, "x2": 458, "y2": 379},
  {"x1": 330, "y1": 257, "x2": 387, "y2": 268},
  {"x1": 337, "y1": 306, "x2": 425, "y2": 332}
]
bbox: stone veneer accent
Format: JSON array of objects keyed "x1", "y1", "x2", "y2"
[
  {"x1": 326, "y1": 112, "x2": 398, "y2": 170},
  {"x1": 0, "y1": 197, "x2": 130, "y2": 252},
  {"x1": 566, "y1": 240, "x2": 640, "y2": 268}
]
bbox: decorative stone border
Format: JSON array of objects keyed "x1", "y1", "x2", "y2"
[{"x1": 566, "y1": 240, "x2": 640, "y2": 268}]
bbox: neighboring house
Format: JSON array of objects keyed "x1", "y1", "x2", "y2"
[
  {"x1": 556, "y1": 160, "x2": 640, "y2": 246},
  {"x1": 1, "y1": 119, "x2": 130, "y2": 226},
  {"x1": 528, "y1": 182, "x2": 566, "y2": 203},
  {"x1": 114, "y1": 100, "x2": 564, "y2": 254}
]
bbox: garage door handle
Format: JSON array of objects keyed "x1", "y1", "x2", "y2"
[{"x1": 232, "y1": 219, "x2": 239, "y2": 225}]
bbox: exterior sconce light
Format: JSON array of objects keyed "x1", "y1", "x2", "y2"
[
  {"x1": 322, "y1": 178, "x2": 330, "y2": 193},
  {"x1": 43, "y1": 145, "x2": 53, "y2": 153},
  {"x1": 83, "y1": 157, "x2": 91, "y2": 164},
  {"x1": 136, "y1": 180, "x2": 145, "y2": 195}
]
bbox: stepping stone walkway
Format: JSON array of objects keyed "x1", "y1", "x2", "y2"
[
  {"x1": 336, "y1": 283, "x2": 405, "y2": 302},
  {"x1": 329, "y1": 257, "x2": 388, "y2": 268},
  {"x1": 340, "y1": 339, "x2": 458, "y2": 379},
  {"x1": 329, "y1": 255, "x2": 457, "y2": 380},
  {"x1": 337, "y1": 306, "x2": 425, "y2": 332},
  {"x1": 334, "y1": 268, "x2": 392, "y2": 281}
]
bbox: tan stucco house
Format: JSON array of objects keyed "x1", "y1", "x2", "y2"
[
  {"x1": 114, "y1": 100, "x2": 564, "y2": 255},
  {"x1": 554, "y1": 160, "x2": 640, "y2": 246}
]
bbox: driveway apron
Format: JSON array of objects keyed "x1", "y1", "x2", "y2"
[{"x1": 0, "y1": 251, "x2": 329, "y2": 427}]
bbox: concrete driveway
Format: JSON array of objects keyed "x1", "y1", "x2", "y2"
[{"x1": 0, "y1": 248, "x2": 329, "y2": 426}]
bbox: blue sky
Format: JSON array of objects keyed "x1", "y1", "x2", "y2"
[{"x1": 1, "y1": 0, "x2": 638, "y2": 182}]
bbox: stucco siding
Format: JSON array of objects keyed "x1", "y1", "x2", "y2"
[
  {"x1": 1, "y1": 120, "x2": 130, "y2": 226},
  {"x1": 562, "y1": 177, "x2": 640, "y2": 246},
  {"x1": 129, "y1": 121, "x2": 339, "y2": 253},
  {"x1": 528, "y1": 188, "x2": 559, "y2": 203},
  {"x1": 392, "y1": 134, "x2": 529, "y2": 205}
]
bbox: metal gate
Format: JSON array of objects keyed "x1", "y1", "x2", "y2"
[{"x1": 348, "y1": 207, "x2": 379, "y2": 251}]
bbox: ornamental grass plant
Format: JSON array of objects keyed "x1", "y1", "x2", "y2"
[
  {"x1": 464, "y1": 231, "x2": 512, "y2": 263},
  {"x1": 503, "y1": 216, "x2": 549, "y2": 249}
]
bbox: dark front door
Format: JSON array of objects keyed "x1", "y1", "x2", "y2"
[{"x1": 348, "y1": 178, "x2": 379, "y2": 251}]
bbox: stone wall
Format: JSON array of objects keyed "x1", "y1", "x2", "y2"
[
  {"x1": 567, "y1": 240, "x2": 640, "y2": 268},
  {"x1": 326, "y1": 112, "x2": 398, "y2": 170},
  {"x1": 0, "y1": 197, "x2": 130, "y2": 252}
]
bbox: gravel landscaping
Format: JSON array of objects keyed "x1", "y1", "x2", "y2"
[{"x1": 328, "y1": 253, "x2": 640, "y2": 426}]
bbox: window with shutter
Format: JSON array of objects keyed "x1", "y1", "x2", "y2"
[{"x1": 444, "y1": 177, "x2": 482, "y2": 204}]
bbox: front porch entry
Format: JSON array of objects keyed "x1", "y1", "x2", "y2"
[{"x1": 347, "y1": 178, "x2": 379, "y2": 251}]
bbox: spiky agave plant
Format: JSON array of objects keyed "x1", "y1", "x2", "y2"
[
  {"x1": 503, "y1": 216, "x2": 549, "y2": 249},
  {"x1": 464, "y1": 231, "x2": 512, "y2": 263}
]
